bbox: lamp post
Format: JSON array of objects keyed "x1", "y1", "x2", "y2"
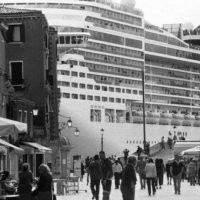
[
  {"x1": 142, "y1": 67, "x2": 146, "y2": 150},
  {"x1": 100, "y1": 128, "x2": 104, "y2": 151}
]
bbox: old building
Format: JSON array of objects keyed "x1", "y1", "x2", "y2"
[{"x1": 0, "y1": 7, "x2": 59, "y2": 177}]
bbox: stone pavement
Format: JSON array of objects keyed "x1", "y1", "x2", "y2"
[{"x1": 57, "y1": 175, "x2": 200, "y2": 200}]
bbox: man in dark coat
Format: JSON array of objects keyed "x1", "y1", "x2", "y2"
[
  {"x1": 121, "y1": 156, "x2": 137, "y2": 200},
  {"x1": 88, "y1": 154, "x2": 102, "y2": 200}
]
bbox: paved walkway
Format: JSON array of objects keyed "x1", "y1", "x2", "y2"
[{"x1": 56, "y1": 175, "x2": 200, "y2": 200}]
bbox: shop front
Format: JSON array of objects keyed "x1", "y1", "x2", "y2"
[{"x1": 19, "y1": 142, "x2": 52, "y2": 177}]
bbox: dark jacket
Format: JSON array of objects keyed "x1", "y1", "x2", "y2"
[
  {"x1": 101, "y1": 158, "x2": 113, "y2": 180},
  {"x1": 88, "y1": 160, "x2": 101, "y2": 181},
  {"x1": 121, "y1": 163, "x2": 137, "y2": 189},
  {"x1": 37, "y1": 172, "x2": 53, "y2": 192},
  {"x1": 18, "y1": 171, "x2": 33, "y2": 194}
]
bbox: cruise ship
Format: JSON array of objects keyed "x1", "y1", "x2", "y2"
[{"x1": 2, "y1": 0, "x2": 200, "y2": 157}]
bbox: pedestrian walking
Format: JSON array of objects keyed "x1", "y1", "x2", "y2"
[
  {"x1": 99, "y1": 151, "x2": 113, "y2": 200},
  {"x1": 36, "y1": 164, "x2": 53, "y2": 200},
  {"x1": 145, "y1": 158, "x2": 157, "y2": 196},
  {"x1": 112, "y1": 160, "x2": 122, "y2": 189},
  {"x1": 161, "y1": 136, "x2": 165, "y2": 150},
  {"x1": 136, "y1": 156, "x2": 146, "y2": 189},
  {"x1": 170, "y1": 156, "x2": 184, "y2": 195},
  {"x1": 87, "y1": 154, "x2": 102, "y2": 200},
  {"x1": 156, "y1": 159, "x2": 165, "y2": 189},
  {"x1": 18, "y1": 163, "x2": 33, "y2": 200},
  {"x1": 165, "y1": 159, "x2": 172, "y2": 185},
  {"x1": 187, "y1": 159, "x2": 197, "y2": 186},
  {"x1": 80, "y1": 161, "x2": 85, "y2": 182},
  {"x1": 120, "y1": 156, "x2": 137, "y2": 200}
]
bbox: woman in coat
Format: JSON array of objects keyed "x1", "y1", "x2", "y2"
[
  {"x1": 37, "y1": 164, "x2": 53, "y2": 200},
  {"x1": 120, "y1": 156, "x2": 137, "y2": 200},
  {"x1": 145, "y1": 158, "x2": 157, "y2": 196},
  {"x1": 18, "y1": 163, "x2": 33, "y2": 200}
]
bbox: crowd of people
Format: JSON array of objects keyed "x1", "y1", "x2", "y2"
[{"x1": 83, "y1": 151, "x2": 200, "y2": 200}]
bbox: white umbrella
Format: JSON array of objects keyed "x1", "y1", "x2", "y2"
[
  {"x1": 0, "y1": 117, "x2": 27, "y2": 136},
  {"x1": 181, "y1": 146, "x2": 200, "y2": 156}
]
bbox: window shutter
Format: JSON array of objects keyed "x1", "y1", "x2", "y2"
[{"x1": 20, "y1": 24, "x2": 25, "y2": 42}]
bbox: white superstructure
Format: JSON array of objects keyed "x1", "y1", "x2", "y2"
[{"x1": 2, "y1": 0, "x2": 200, "y2": 157}]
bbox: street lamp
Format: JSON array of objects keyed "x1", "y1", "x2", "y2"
[
  {"x1": 141, "y1": 67, "x2": 146, "y2": 150},
  {"x1": 72, "y1": 126, "x2": 80, "y2": 136},
  {"x1": 100, "y1": 128, "x2": 104, "y2": 151}
]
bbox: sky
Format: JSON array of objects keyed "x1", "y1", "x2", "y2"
[{"x1": 113, "y1": 0, "x2": 200, "y2": 29}]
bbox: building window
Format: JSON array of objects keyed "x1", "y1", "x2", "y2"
[
  {"x1": 63, "y1": 93, "x2": 70, "y2": 98},
  {"x1": 7, "y1": 24, "x2": 25, "y2": 42},
  {"x1": 10, "y1": 61, "x2": 24, "y2": 85}
]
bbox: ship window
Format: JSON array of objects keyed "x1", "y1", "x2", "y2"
[
  {"x1": 79, "y1": 72, "x2": 85, "y2": 77},
  {"x1": 122, "y1": 99, "x2": 125, "y2": 103},
  {"x1": 139, "y1": 91, "x2": 143, "y2": 95},
  {"x1": 72, "y1": 82, "x2": 78, "y2": 88},
  {"x1": 79, "y1": 83, "x2": 85, "y2": 88},
  {"x1": 59, "y1": 36, "x2": 65, "y2": 44},
  {"x1": 80, "y1": 94, "x2": 86, "y2": 100},
  {"x1": 102, "y1": 97, "x2": 107, "y2": 102},
  {"x1": 122, "y1": 89, "x2": 125, "y2": 93},
  {"x1": 109, "y1": 98, "x2": 114, "y2": 102},
  {"x1": 65, "y1": 36, "x2": 70, "y2": 44},
  {"x1": 94, "y1": 85, "x2": 100, "y2": 90},
  {"x1": 116, "y1": 98, "x2": 121, "y2": 103},
  {"x1": 62, "y1": 81, "x2": 70, "y2": 87},
  {"x1": 116, "y1": 88, "x2": 121, "y2": 93},
  {"x1": 102, "y1": 86, "x2": 107, "y2": 91},
  {"x1": 109, "y1": 87, "x2": 114, "y2": 92},
  {"x1": 72, "y1": 94, "x2": 78, "y2": 99},
  {"x1": 126, "y1": 89, "x2": 131, "y2": 94},
  {"x1": 57, "y1": 81, "x2": 62, "y2": 86},
  {"x1": 87, "y1": 84, "x2": 93, "y2": 89},
  {"x1": 72, "y1": 36, "x2": 76, "y2": 44},
  {"x1": 90, "y1": 109, "x2": 101, "y2": 122},
  {"x1": 72, "y1": 71, "x2": 78, "y2": 76},
  {"x1": 133, "y1": 90, "x2": 138, "y2": 94},
  {"x1": 87, "y1": 95, "x2": 93, "y2": 100},
  {"x1": 63, "y1": 93, "x2": 70, "y2": 98},
  {"x1": 95, "y1": 96, "x2": 100, "y2": 101}
]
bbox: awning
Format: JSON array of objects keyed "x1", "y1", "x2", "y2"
[
  {"x1": 21, "y1": 142, "x2": 52, "y2": 153},
  {"x1": 0, "y1": 117, "x2": 27, "y2": 136},
  {"x1": 0, "y1": 138, "x2": 24, "y2": 152}
]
